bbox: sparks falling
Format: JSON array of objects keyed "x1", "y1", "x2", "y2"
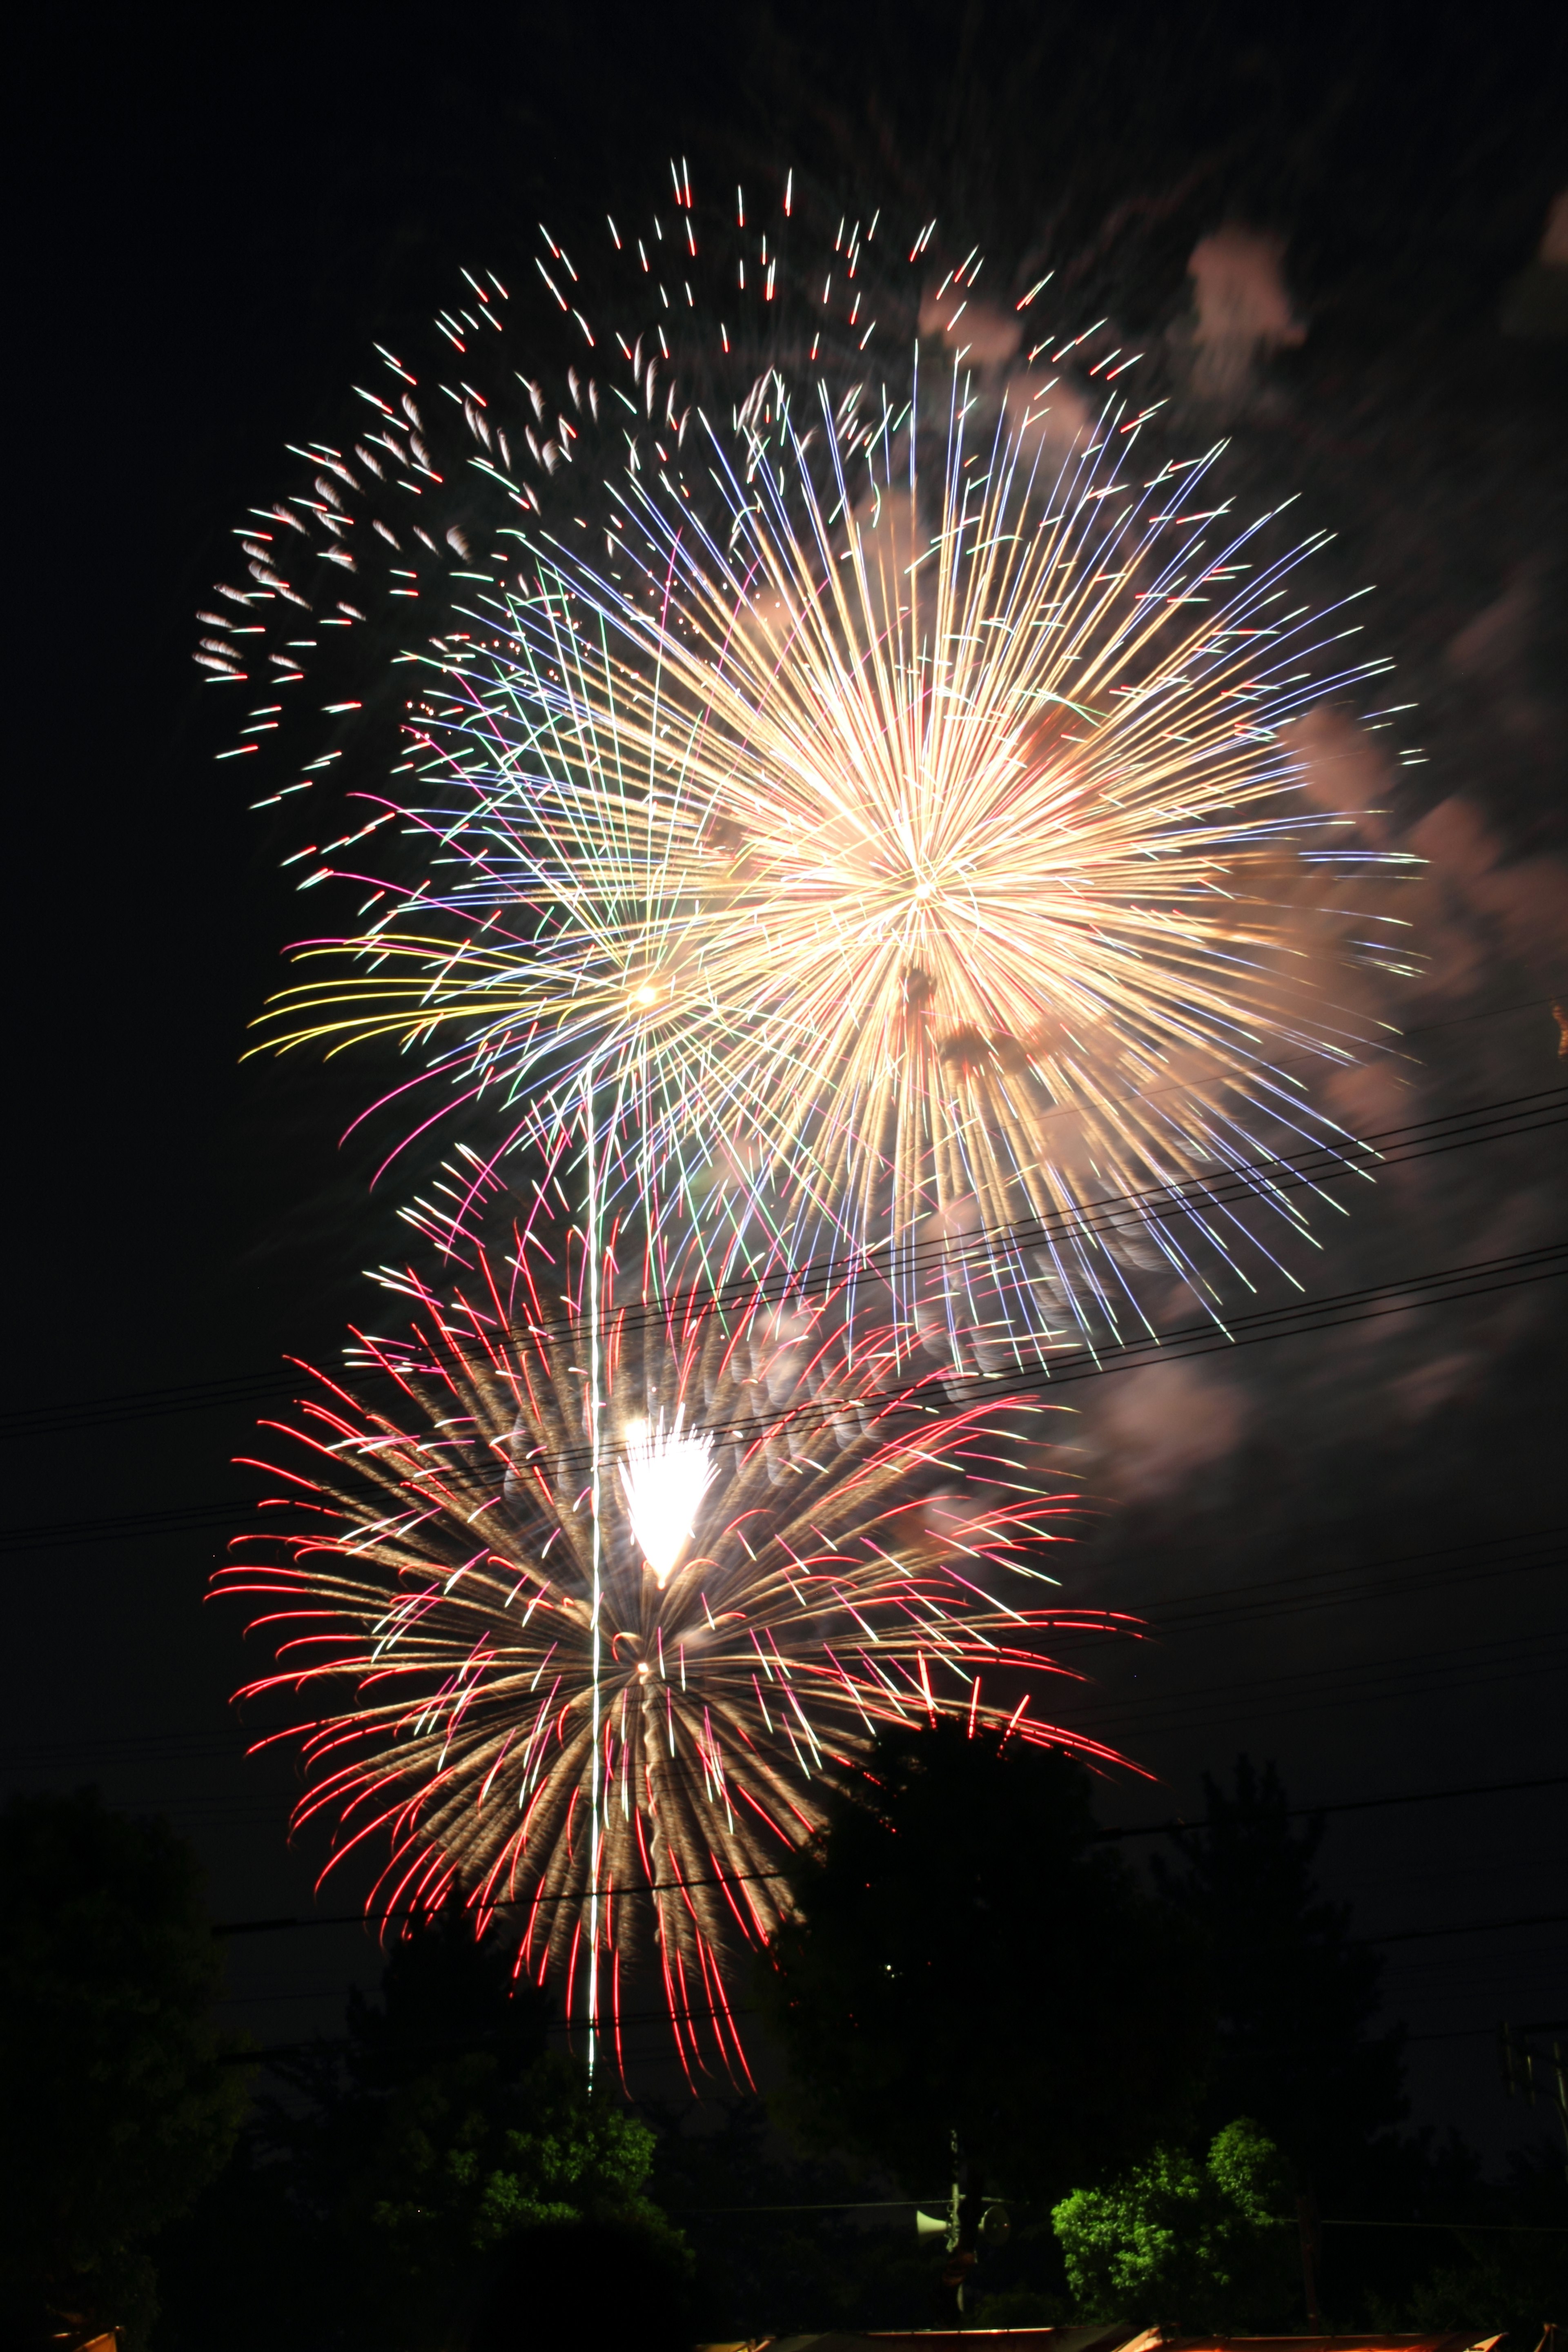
[{"x1": 216, "y1": 1237, "x2": 1130, "y2": 2077}]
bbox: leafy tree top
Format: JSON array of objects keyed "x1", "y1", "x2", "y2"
[{"x1": 1053, "y1": 2117, "x2": 1297, "y2": 2327}]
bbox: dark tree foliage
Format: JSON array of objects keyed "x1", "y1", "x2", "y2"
[
  {"x1": 646, "y1": 2098, "x2": 943, "y2": 2338},
  {"x1": 0, "y1": 1788, "x2": 245, "y2": 2352},
  {"x1": 1142, "y1": 1756, "x2": 1541, "y2": 2323},
  {"x1": 757, "y1": 1721, "x2": 1212, "y2": 2205},
  {"x1": 154, "y1": 1897, "x2": 686, "y2": 2352},
  {"x1": 1151, "y1": 1755, "x2": 1407, "y2": 2194},
  {"x1": 469, "y1": 2214, "x2": 691, "y2": 2352},
  {"x1": 1385, "y1": 2140, "x2": 1568, "y2": 2332},
  {"x1": 342, "y1": 1893, "x2": 556, "y2": 2091}
]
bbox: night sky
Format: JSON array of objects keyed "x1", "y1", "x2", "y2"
[{"x1": 7, "y1": 3, "x2": 1565, "y2": 2161}]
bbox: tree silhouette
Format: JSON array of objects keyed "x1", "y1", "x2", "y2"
[
  {"x1": 156, "y1": 1894, "x2": 685, "y2": 2352},
  {"x1": 0, "y1": 1788, "x2": 245, "y2": 2351},
  {"x1": 1152, "y1": 1755, "x2": 1406, "y2": 2192},
  {"x1": 758, "y1": 1722, "x2": 1211, "y2": 2215}
]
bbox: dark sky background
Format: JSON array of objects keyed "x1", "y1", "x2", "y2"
[{"x1": 5, "y1": 2, "x2": 1564, "y2": 2163}]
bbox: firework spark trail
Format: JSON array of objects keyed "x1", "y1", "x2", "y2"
[
  {"x1": 205, "y1": 175, "x2": 1412, "y2": 1359},
  {"x1": 216, "y1": 1233, "x2": 1134, "y2": 2078}
]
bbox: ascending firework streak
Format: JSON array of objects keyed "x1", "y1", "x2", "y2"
[{"x1": 217, "y1": 1237, "x2": 1131, "y2": 2078}]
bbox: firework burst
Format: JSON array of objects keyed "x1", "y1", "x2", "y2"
[
  {"x1": 208, "y1": 179, "x2": 1410, "y2": 1354},
  {"x1": 218, "y1": 1235, "x2": 1129, "y2": 2076}
]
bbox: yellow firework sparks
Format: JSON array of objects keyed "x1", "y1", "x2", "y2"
[{"x1": 263, "y1": 360, "x2": 1405, "y2": 1345}]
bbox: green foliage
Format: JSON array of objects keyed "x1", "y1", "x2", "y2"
[
  {"x1": 0, "y1": 1788, "x2": 245, "y2": 2352},
  {"x1": 1397, "y1": 2231, "x2": 1568, "y2": 2332},
  {"x1": 347, "y1": 2045, "x2": 680, "y2": 2292},
  {"x1": 337, "y1": 1903, "x2": 686, "y2": 2313},
  {"x1": 1052, "y1": 2118, "x2": 1296, "y2": 2326},
  {"x1": 1148, "y1": 1755, "x2": 1503, "y2": 2319},
  {"x1": 153, "y1": 1899, "x2": 686, "y2": 2352},
  {"x1": 650, "y1": 2099, "x2": 1081, "y2": 2336},
  {"x1": 757, "y1": 1720, "x2": 1211, "y2": 2202}
]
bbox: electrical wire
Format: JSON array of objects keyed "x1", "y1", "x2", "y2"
[
  {"x1": 204, "y1": 1769, "x2": 1568, "y2": 1938},
  {"x1": 1, "y1": 1085, "x2": 1560, "y2": 1447},
  {"x1": 3, "y1": 1236, "x2": 1564, "y2": 1551},
  {"x1": 2, "y1": 1530, "x2": 1557, "y2": 1774}
]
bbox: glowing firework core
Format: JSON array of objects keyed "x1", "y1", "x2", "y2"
[{"x1": 618, "y1": 1408, "x2": 717, "y2": 1589}]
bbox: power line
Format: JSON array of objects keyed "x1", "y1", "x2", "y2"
[
  {"x1": 4, "y1": 1237, "x2": 1564, "y2": 1552},
  {"x1": 1, "y1": 1086, "x2": 1560, "y2": 1448},
  {"x1": 389, "y1": 1086, "x2": 1568, "y2": 1350},
  {"x1": 239, "y1": 1927, "x2": 1567, "y2": 2040},
  {"x1": 10, "y1": 1625, "x2": 1563, "y2": 1844},
  {"x1": 0, "y1": 1498, "x2": 248, "y2": 1554},
  {"x1": 654, "y1": 1240, "x2": 1568, "y2": 1453},
  {"x1": 1310, "y1": 2218, "x2": 1568, "y2": 2235},
  {"x1": 1140, "y1": 1527, "x2": 1564, "y2": 1637},
  {"x1": 676, "y1": 2199, "x2": 945, "y2": 2213},
  {"x1": 1371, "y1": 1910, "x2": 1568, "y2": 1946},
  {"x1": 10, "y1": 1611, "x2": 1561, "y2": 1867},
  {"x1": 309, "y1": 1238, "x2": 1568, "y2": 1475},
  {"x1": 216, "y1": 2012, "x2": 1568, "y2": 2070},
  {"x1": 1098, "y1": 1767, "x2": 1568, "y2": 1841},
  {"x1": 206, "y1": 1770, "x2": 1568, "y2": 1939},
  {"x1": 2, "y1": 1525, "x2": 1557, "y2": 1773},
  {"x1": 1057, "y1": 1628, "x2": 1568, "y2": 1744},
  {"x1": 1405, "y1": 2020, "x2": 1568, "y2": 2044},
  {"x1": 16, "y1": 1526, "x2": 1568, "y2": 1760},
  {"x1": 666, "y1": 2201, "x2": 1567, "y2": 2231}
]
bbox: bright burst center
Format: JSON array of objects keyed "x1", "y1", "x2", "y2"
[{"x1": 618, "y1": 1409, "x2": 717, "y2": 1589}]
